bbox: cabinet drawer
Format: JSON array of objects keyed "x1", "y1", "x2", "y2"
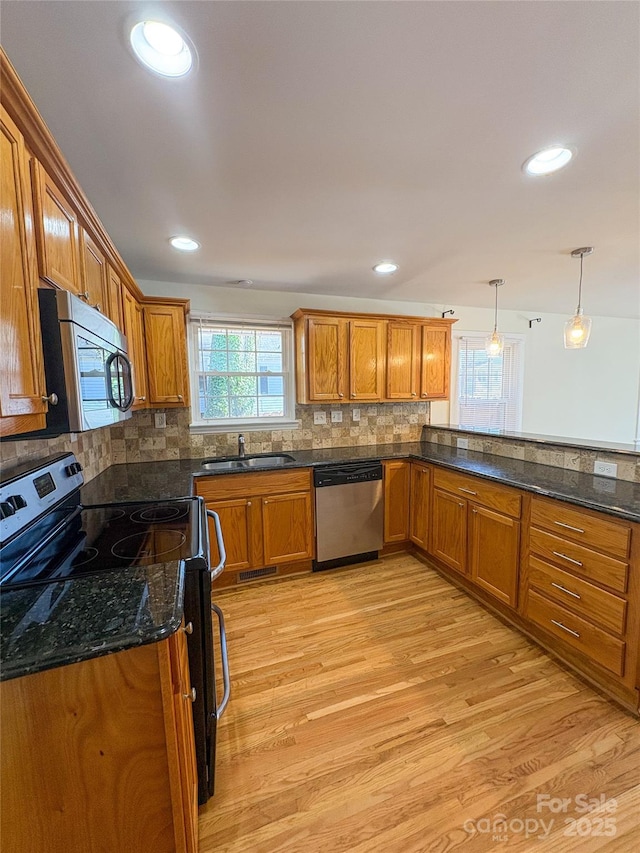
[
  {"x1": 528, "y1": 555, "x2": 627, "y2": 635},
  {"x1": 530, "y1": 497, "x2": 630, "y2": 559},
  {"x1": 194, "y1": 469, "x2": 312, "y2": 501},
  {"x1": 526, "y1": 590, "x2": 625, "y2": 676},
  {"x1": 432, "y1": 468, "x2": 521, "y2": 518},
  {"x1": 529, "y1": 527, "x2": 628, "y2": 594}
]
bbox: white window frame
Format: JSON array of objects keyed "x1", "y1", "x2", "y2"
[
  {"x1": 188, "y1": 314, "x2": 299, "y2": 433},
  {"x1": 450, "y1": 331, "x2": 525, "y2": 431}
]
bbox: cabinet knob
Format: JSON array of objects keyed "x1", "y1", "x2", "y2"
[
  {"x1": 41, "y1": 393, "x2": 59, "y2": 405},
  {"x1": 421, "y1": 393, "x2": 427, "y2": 398},
  {"x1": 79, "y1": 291, "x2": 90, "y2": 301},
  {"x1": 136, "y1": 396, "x2": 146, "y2": 402},
  {"x1": 338, "y1": 393, "x2": 344, "y2": 398},
  {"x1": 411, "y1": 392, "x2": 416, "y2": 397},
  {"x1": 264, "y1": 500, "x2": 269, "y2": 505},
  {"x1": 458, "y1": 502, "x2": 464, "y2": 508},
  {"x1": 183, "y1": 687, "x2": 196, "y2": 702},
  {"x1": 94, "y1": 303, "x2": 102, "y2": 312},
  {"x1": 183, "y1": 622, "x2": 194, "y2": 635},
  {"x1": 247, "y1": 501, "x2": 252, "y2": 507},
  {"x1": 177, "y1": 394, "x2": 183, "y2": 400}
]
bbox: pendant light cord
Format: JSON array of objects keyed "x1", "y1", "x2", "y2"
[
  {"x1": 494, "y1": 282, "x2": 498, "y2": 332},
  {"x1": 577, "y1": 253, "x2": 583, "y2": 313}
]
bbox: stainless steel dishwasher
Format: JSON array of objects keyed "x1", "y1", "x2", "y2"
[{"x1": 313, "y1": 461, "x2": 384, "y2": 570}]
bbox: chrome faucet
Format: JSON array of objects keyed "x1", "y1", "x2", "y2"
[{"x1": 238, "y1": 434, "x2": 246, "y2": 458}]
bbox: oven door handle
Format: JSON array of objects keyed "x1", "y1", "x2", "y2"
[
  {"x1": 206, "y1": 510, "x2": 226, "y2": 579},
  {"x1": 211, "y1": 603, "x2": 230, "y2": 718}
]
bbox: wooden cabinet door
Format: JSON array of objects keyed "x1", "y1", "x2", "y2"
[
  {"x1": 105, "y1": 265, "x2": 124, "y2": 331},
  {"x1": 31, "y1": 159, "x2": 81, "y2": 293},
  {"x1": 207, "y1": 498, "x2": 261, "y2": 571},
  {"x1": 307, "y1": 316, "x2": 348, "y2": 401},
  {"x1": 0, "y1": 105, "x2": 47, "y2": 435},
  {"x1": 143, "y1": 303, "x2": 189, "y2": 406},
  {"x1": 383, "y1": 460, "x2": 411, "y2": 543},
  {"x1": 79, "y1": 229, "x2": 107, "y2": 310},
  {"x1": 168, "y1": 627, "x2": 198, "y2": 853},
  {"x1": 409, "y1": 463, "x2": 430, "y2": 550},
  {"x1": 349, "y1": 319, "x2": 384, "y2": 401},
  {"x1": 420, "y1": 325, "x2": 450, "y2": 399},
  {"x1": 431, "y1": 488, "x2": 467, "y2": 573},
  {"x1": 262, "y1": 491, "x2": 313, "y2": 565},
  {"x1": 470, "y1": 505, "x2": 520, "y2": 607},
  {"x1": 386, "y1": 322, "x2": 420, "y2": 400},
  {"x1": 122, "y1": 287, "x2": 148, "y2": 409}
]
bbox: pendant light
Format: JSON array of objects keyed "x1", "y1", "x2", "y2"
[
  {"x1": 485, "y1": 279, "x2": 505, "y2": 358},
  {"x1": 564, "y1": 247, "x2": 593, "y2": 349}
]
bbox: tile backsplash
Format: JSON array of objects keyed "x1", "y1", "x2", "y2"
[
  {"x1": 0, "y1": 402, "x2": 429, "y2": 482},
  {"x1": 0, "y1": 425, "x2": 113, "y2": 483},
  {"x1": 111, "y1": 403, "x2": 430, "y2": 465},
  {"x1": 421, "y1": 426, "x2": 640, "y2": 483}
]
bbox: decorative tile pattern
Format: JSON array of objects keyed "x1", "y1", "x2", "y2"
[
  {"x1": 421, "y1": 426, "x2": 640, "y2": 483},
  {"x1": 0, "y1": 426, "x2": 112, "y2": 483}
]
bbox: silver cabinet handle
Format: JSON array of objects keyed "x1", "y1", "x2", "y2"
[
  {"x1": 551, "y1": 582, "x2": 581, "y2": 600},
  {"x1": 553, "y1": 521, "x2": 585, "y2": 534},
  {"x1": 41, "y1": 393, "x2": 59, "y2": 405},
  {"x1": 551, "y1": 619, "x2": 580, "y2": 638},
  {"x1": 183, "y1": 687, "x2": 196, "y2": 702},
  {"x1": 552, "y1": 551, "x2": 583, "y2": 567},
  {"x1": 206, "y1": 509, "x2": 226, "y2": 579},
  {"x1": 183, "y1": 621, "x2": 194, "y2": 634},
  {"x1": 211, "y1": 603, "x2": 230, "y2": 718},
  {"x1": 458, "y1": 487, "x2": 477, "y2": 495}
]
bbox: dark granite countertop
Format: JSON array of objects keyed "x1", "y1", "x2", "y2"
[
  {"x1": 81, "y1": 442, "x2": 640, "y2": 523},
  {"x1": 1, "y1": 561, "x2": 184, "y2": 682},
  {"x1": 427, "y1": 424, "x2": 640, "y2": 456}
]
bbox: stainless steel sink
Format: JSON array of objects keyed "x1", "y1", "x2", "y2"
[{"x1": 200, "y1": 453, "x2": 295, "y2": 471}]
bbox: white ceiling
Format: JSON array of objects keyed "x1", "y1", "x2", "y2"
[{"x1": 2, "y1": 1, "x2": 639, "y2": 318}]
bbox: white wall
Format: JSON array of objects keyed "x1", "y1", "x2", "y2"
[{"x1": 140, "y1": 280, "x2": 640, "y2": 444}]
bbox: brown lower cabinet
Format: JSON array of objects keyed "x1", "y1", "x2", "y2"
[
  {"x1": 409, "y1": 463, "x2": 430, "y2": 550},
  {"x1": 383, "y1": 460, "x2": 411, "y2": 543},
  {"x1": 0, "y1": 626, "x2": 198, "y2": 853},
  {"x1": 195, "y1": 469, "x2": 314, "y2": 583},
  {"x1": 469, "y1": 504, "x2": 520, "y2": 607},
  {"x1": 430, "y1": 487, "x2": 468, "y2": 574}
]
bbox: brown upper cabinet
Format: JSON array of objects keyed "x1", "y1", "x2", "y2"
[
  {"x1": 122, "y1": 286, "x2": 149, "y2": 409},
  {"x1": 105, "y1": 264, "x2": 124, "y2": 331},
  {"x1": 386, "y1": 322, "x2": 451, "y2": 401},
  {"x1": 79, "y1": 228, "x2": 107, "y2": 311},
  {"x1": 143, "y1": 300, "x2": 190, "y2": 407},
  {"x1": 0, "y1": 104, "x2": 48, "y2": 437},
  {"x1": 292, "y1": 309, "x2": 455, "y2": 404},
  {"x1": 31, "y1": 159, "x2": 81, "y2": 294}
]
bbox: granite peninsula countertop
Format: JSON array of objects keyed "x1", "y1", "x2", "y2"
[
  {"x1": 1, "y1": 561, "x2": 184, "y2": 682},
  {"x1": 81, "y1": 442, "x2": 640, "y2": 523}
]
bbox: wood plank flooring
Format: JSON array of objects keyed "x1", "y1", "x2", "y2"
[{"x1": 200, "y1": 554, "x2": 640, "y2": 852}]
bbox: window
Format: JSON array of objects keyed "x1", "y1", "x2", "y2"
[
  {"x1": 451, "y1": 333, "x2": 524, "y2": 431},
  {"x1": 189, "y1": 317, "x2": 296, "y2": 430}
]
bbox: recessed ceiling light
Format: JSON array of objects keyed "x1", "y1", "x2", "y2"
[
  {"x1": 130, "y1": 21, "x2": 193, "y2": 77},
  {"x1": 170, "y1": 236, "x2": 200, "y2": 252},
  {"x1": 373, "y1": 261, "x2": 399, "y2": 274},
  {"x1": 523, "y1": 146, "x2": 573, "y2": 176}
]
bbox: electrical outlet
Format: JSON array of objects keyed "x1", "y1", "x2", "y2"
[
  {"x1": 457, "y1": 437, "x2": 469, "y2": 450},
  {"x1": 331, "y1": 410, "x2": 343, "y2": 423},
  {"x1": 313, "y1": 411, "x2": 327, "y2": 425},
  {"x1": 352, "y1": 408, "x2": 361, "y2": 422},
  {"x1": 593, "y1": 460, "x2": 617, "y2": 478},
  {"x1": 154, "y1": 413, "x2": 166, "y2": 429}
]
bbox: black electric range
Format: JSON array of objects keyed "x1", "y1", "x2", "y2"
[{"x1": 0, "y1": 452, "x2": 228, "y2": 805}]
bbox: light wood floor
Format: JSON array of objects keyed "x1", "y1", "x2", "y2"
[{"x1": 200, "y1": 554, "x2": 640, "y2": 852}]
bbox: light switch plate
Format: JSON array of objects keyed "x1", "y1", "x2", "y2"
[
  {"x1": 457, "y1": 437, "x2": 469, "y2": 450},
  {"x1": 331, "y1": 410, "x2": 343, "y2": 423},
  {"x1": 352, "y1": 408, "x2": 361, "y2": 422},
  {"x1": 594, "y1": 460, "x2": 617, "y2": 478},
  {"x1": 154, "y1": 413, "x2": 166, "y2": 429},
  {"x1": 313, "y1": 411, "x2": 327, "y2": 425}
]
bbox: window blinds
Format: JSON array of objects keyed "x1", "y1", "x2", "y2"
[{"x1": 455, "y1": 335, "x2": 524, "y2": 431}]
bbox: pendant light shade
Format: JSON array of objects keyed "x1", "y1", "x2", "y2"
[
  {"x1": 485, "y1": 279, "x2": 505, "y2": 358},
  {"x1": 564, "y1": 248, "x2": 593, "y2": 349}
]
